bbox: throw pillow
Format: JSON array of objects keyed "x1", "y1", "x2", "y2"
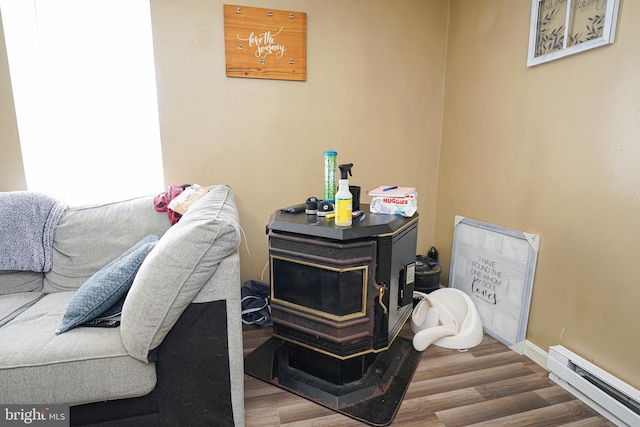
[
  {"x1": 121, "y1": 185, "x2": 241, "y2": 362},
  {"x1": 56, "y1": 234, "x2": 158, "y2": 334}
]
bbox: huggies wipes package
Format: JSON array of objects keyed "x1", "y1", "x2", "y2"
[{"x1": 368, "y1": 186, "x2": 417, "y2": 217}]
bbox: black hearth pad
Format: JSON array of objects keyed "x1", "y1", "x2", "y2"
[{"x1": 244, "y1": 337, "x2": 423, "y2": 426}]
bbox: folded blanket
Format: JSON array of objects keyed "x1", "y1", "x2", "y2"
[{"x1": 0, "y1": 192, "x2": 67, "y2": 272}]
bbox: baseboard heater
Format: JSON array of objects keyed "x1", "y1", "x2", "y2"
[{"x1": 547, "y1": 345, "x2": 640, "y2": 426}]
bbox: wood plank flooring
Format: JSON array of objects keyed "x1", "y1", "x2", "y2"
[{"x1": 242, "y1": 325, "x2": 614, "y2": 426}]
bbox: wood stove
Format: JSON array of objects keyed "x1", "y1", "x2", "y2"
[
  {"x1": 245, "y1": 206, "x2": 422, "y2": 426},
  {"x1": 269, "y1": 213, "x2": 417, "y2": 359}
]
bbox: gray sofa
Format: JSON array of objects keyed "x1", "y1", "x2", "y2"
[{"x1": 0, "y1": 185, "x2": 245, "y2": 426}]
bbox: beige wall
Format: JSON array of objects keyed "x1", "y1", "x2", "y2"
[
  {"x1": 0, "y1": 11, "x2": 26, "y2": 191},
  {"x1": 436, "y1": 0, "x2": 639, "y2": 388},
  {"x1": 150, "y1": 0, "x2": 448, "y2": 281}
]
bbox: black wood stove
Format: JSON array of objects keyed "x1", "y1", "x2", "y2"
[{"x1": 244, "y1": 206, "x2": 423, "y2": 426}]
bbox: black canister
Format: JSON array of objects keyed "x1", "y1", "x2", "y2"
[{"x1": 413, "y1": 256, "x2": 441, "y2": 306}]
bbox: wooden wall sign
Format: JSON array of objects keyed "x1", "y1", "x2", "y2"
[{"x1": 224, "y1": 5, "x2": 307, "y2": 81}]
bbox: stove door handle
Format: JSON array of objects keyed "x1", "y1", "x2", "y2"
[{"x1": 377, "y1": 285, "x2": 388, "y2": 314}]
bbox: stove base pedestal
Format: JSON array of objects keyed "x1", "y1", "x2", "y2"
[{"x1": 244, "y1": 337, "x2": 423, "y2": 426}]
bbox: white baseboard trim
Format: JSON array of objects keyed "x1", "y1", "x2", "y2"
[
  {"x1": 524, "y1": 339, "x2": 548, "y2": 369},
  {"x1": 508, "y1": 339, "x2": 549, "y2": 369}
]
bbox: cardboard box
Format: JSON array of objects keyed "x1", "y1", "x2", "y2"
[{"x1": 168, "y1": 185, "x2": 210, "y2": 215}]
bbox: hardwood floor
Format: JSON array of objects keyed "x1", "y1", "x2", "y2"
[{"x1": 242, "y1": 325, "x2": 614, "y2": 426}]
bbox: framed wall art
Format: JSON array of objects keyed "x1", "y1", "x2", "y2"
[
  {"x1": 527, "y1": 0, "x2": 620, "y2": 67},
  {"x1": 449, "y1": 216, "x2": 540, "y2": 352}
]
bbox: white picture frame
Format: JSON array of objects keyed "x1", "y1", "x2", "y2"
[
  {"x1": 449, "y1": 216, "x2": 540, "y2": 353},
  {"x1": 527, "y1": 0, "x2": 620, "y2": 67}
]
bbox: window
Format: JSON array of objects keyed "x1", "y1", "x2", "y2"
[{"x1": 1, "y1": 0, "x2": 164, "y2": 204}]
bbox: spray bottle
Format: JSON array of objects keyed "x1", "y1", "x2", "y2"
[{"x1": 335, "y1": 163, "x2": 354, "y2": 226}]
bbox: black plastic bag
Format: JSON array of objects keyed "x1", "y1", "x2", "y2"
[{"x1": 241, "y1": 280, "x2": 272, "y2": 326}]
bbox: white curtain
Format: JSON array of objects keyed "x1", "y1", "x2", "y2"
[{"x1": 1, "y1": 0, "x2": 164, "y2": 205}]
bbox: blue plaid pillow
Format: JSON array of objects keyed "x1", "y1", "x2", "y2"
[{"x1": 56, "y1": 234, "x2": 158, "y2": 334}]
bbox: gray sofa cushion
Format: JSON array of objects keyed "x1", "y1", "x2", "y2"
[
  {"x1": 121, "y1": 185, "x2": 241, "y2": 362},
  {"x1": 56, "y1": 235, "x2": 158, "y2": 334},
  {"x1": 0, "y1": 292, "x2": 156, "y2": 405},
  {"x1": 0, "y1": 270, "x2": 43, "y2": 295},
  {"x1": 44, "y1": 195, "x2": 171, "y2": 293},
  {"x1": 0, "y1": 292, "x2": 44, "y2": 327}
]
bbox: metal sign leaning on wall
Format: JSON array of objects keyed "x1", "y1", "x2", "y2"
[
  {"x1": 449, "y1": 216, "x2": 540, "y2": 353},
  {"x1": 223, "y1": 4, "x2": 307, "y2": 81}
]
